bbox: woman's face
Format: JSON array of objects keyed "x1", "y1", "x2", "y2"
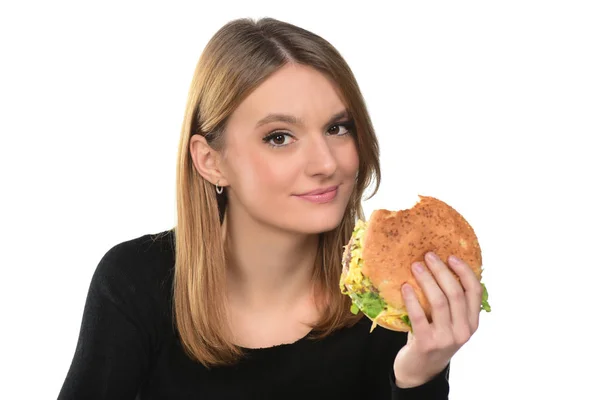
[{"x1": 217, "y1": 64, "x2": 359, "y2": 235}]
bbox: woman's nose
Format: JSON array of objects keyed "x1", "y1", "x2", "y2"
[{"x1": 304, "y1": 135, "x2": 337, "y2": 177}]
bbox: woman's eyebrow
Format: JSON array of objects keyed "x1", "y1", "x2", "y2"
[{"x1": 254, "y1": 109, "x2": 349, "y2": 130}]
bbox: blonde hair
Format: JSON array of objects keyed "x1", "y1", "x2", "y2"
[{"x1": 171, "y1": 17, "x2": 381, "y2": 367}]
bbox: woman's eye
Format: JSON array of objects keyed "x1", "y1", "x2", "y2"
[
  {"x1": 263, "y1": 132, "x2": 294, "y2": 147},
  {"x1": 327, "y1": 123, "x2": 353, "y2": 136},
  {"x1": 271, "y1": 134, "x2": 287, "y2": 145}
]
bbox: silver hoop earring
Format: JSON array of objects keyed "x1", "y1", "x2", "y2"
[{"x1": 215, "y1": 181, "x2": 224, "y2": 194}]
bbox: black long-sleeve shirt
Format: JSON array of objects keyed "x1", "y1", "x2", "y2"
[{"x1": 58, "y1": 230, "x2": 450, "y2": 399}]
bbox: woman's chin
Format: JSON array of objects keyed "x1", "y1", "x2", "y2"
[{"x1": 293, "y1": 212, "x2": 346, "y2": 234}]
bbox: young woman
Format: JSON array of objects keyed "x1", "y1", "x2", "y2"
[{"x1": 58, "y1": 17, "x2": 482, "y2": 399}]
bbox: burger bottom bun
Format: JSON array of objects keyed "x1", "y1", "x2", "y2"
[{"x1": 367, "y1": 315, "x2": 411, "y2": 332}]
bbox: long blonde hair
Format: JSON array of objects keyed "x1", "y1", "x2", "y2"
[{"x1": 171, "y1": 17, "x2": 381, "y2": 367}]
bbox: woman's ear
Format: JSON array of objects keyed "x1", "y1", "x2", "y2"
[{"x1": 189, "y1": 135, "x2": 229, "y2": 187}]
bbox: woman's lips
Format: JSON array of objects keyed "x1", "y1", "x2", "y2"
[{"x1": 294, "y1": 186, "x2": 338, "y2": 203}]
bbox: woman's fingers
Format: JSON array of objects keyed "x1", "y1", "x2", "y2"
[
  {"x1": 447, "y1": 255, "x2": 483, "y2": 333},
  {"x1": 409, "y1": 260, "x2": 452, "y2": 330},
  {"x1": 401, "y1": 282, "x2": 431, "y2": 339},
  {"x1": 423, "y1": 252, "x2": 471, "y2": 343}
]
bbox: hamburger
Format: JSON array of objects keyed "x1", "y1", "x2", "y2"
[{"x1": 339, "y1": 195, "x2": 491, "y2": 332}]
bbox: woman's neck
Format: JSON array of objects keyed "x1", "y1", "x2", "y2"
[{"x1": 223, "y1": 209, "x2": 320, "y2": 310}]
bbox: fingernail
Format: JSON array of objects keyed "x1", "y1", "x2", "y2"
[
  {"x1": 426, "y1": 252, "x2": 438, "y2": 262},
  {"x1": 412, "y1": 262, "x2": 424, "y2": 274},
  {"x1": 402, "y1": 283, "x2": 412, "y2": 295},
  {"x1": 449, "y1": 255, "x2": 462, "y2": 264}
]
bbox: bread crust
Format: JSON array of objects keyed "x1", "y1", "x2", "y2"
[{"x1": 361, "y1": 195, "x2": 482, "y2": 320}]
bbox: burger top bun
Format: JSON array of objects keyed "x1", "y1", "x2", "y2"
[{"x1": 361, "y1": 195, "x2": 483, "y2": 320}]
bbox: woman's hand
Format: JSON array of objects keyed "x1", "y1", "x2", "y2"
[{"x1": 393, "y1": 251, "x2": 483, "y2": 388}]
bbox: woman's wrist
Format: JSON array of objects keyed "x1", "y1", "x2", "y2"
[{"x1": 393, "y1": 365, "x2": 439, "y2": 389}]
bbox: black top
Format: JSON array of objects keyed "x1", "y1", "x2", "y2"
[{"x1": 58, "y1": 230, "x2": 450, "y2": 399}]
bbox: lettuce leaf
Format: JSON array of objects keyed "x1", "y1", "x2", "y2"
[
  {"x1": 480, "y1": 282, "x2": 491, "y2": 312},
  {"x1": 354, "y1": 291, "x2": 386, "y2": 319},
  {"x1": 400, "y1": 314, "x2": 412, "y2": 329}
]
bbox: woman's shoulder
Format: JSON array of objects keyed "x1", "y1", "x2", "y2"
[
  {"x1": 99, "y1": 228, "x2": 175, "y2": 273},
  {"x1": 101, "y1": 228, "x2": 175, "y2": 258},
  {"x1": 91, "y1": 229, "x2": 176, "y2": 307}
]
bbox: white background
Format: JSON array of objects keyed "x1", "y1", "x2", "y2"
[{"x1": 1, "y1": 1, "x2": 598, "y2": 399}]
